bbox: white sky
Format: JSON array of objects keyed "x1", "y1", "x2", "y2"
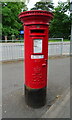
[{"x1": 27, "y1": 0, "x2": 67, "y2": 10}]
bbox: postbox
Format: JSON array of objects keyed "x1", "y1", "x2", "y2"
[{"x1": 19, "y1": 10, "x2": 53, "y2": 108}]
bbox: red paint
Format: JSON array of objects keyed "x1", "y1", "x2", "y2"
[{"x1": 19, "y1": 10, "x2": 53, "y2": 89}]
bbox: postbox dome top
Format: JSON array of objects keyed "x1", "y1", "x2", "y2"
[{"x1": 19, "y1": 10, "x2": 53, "y2": 25}]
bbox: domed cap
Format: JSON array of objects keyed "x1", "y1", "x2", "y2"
[{"x1": 19, "y1": 10, "x2": 53, "y2": 25}]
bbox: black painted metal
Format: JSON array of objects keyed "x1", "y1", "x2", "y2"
[{"x1": 25, "y1": 85, "x2": 46, "y2": 108}]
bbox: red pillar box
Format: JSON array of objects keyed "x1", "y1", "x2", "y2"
[{"x1": 19, "y1": 10, "x2": 53, "y2": 108}]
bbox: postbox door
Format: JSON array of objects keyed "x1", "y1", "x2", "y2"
[{"x1": 30, "y1": 37, "x2": 48, "y2": 89}]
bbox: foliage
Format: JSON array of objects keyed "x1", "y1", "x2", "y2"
[
  {"x1": 54, "y1": 1, "x2": 70, "y2": 13},
  {"x1": 31, "y1": 1, "x2": 70, "y2": 39},
  {"x1": 2, "y1": 1, "x2": 71, "y2": 39},
  {"x1": 31, "y1": 1, "x2": 54, "y2": 12},
  {"x1": 2, "y1": 2, "x2": 26, "y2": 38},
  {"x1": 50, "y1": 2, "x2": 70, "y2": 39}
]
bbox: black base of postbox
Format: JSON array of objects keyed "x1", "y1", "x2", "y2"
[{"x1": 25, "y1": 85, "x2": 46, "y2": 108}]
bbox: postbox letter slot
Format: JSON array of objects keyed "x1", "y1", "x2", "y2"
[{"x1": 31, "y1": 30, "x2": 44, "y2": 34}]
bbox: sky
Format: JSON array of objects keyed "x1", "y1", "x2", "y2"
[{"x1": 27, "y1": 0, "x2": 68, "y2": 10}]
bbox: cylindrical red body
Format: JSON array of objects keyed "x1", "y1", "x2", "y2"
[{"x1": 19, "y1": 10, "x2": 53, "y2": 108}]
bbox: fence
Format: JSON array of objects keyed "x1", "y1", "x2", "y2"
[
  {"x1": 0, "y1": 38, "x2": 64, "y2": 43},
  {"x1": 0, "y1": 42, "x2": 70, "y2": 61}
]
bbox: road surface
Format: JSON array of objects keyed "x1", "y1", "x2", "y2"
[{"x1": 1, "y1": 57, "x2": 70, "y2": 118}]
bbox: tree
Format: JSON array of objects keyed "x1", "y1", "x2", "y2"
[
  {"x1": 50, "y1": 2, "x2": 70, "y2": 39},
  {"x1": 31, "y1": 1, "x2": 70, "y2": 39},
  {"x1": 54, "y1": 1, "x2": 70, "y2": 13},
  {"x1": 0, "y1": 3, "x2": 2, "y2": 38},
  {"x1": 31, "y1": 1, "x2": 54, "y2": 12},
  {"x1": 2, "y1": 2, "x2": 27, "y2": 39}
]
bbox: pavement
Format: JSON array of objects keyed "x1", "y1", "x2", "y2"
[
  {"x1": 42, "y1": 87, "x2": 70, "y2": 118},
  {"x1": 1, "y1": 57, "x2": 70, "y2": 119}
]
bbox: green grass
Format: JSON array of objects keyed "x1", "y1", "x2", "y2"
[
  {"x1": 0, "y1": 39, "x2": 70, "y2": 43},
  {"x1": 49, "y1": 39, "x2": 70, "y2": 42}
]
